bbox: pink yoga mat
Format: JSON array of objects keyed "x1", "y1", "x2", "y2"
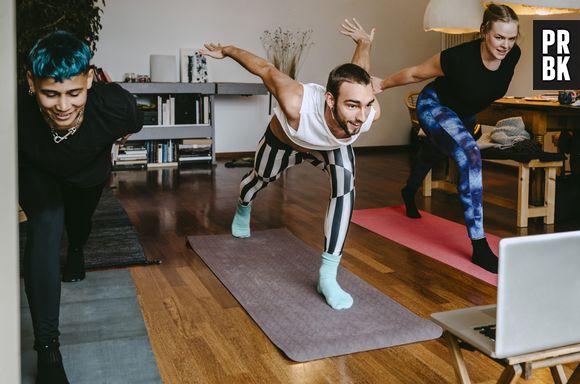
[{"x1": 352, "y1": 205, "x2": 500, "y2": 286}]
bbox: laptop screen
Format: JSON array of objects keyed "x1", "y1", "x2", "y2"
[{"x1": 495, "y1": 231, "x2": 580, "y2": 358}]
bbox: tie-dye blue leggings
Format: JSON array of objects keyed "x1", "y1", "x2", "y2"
[{"x1": 409, "y1": 82, "x2": 484, "y2": 240}]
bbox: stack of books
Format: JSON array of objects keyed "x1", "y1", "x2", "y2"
[
  {"x1": 113, "y1": 144, "x2": 148, "y2": 169},
  {"x1": 178, "y1": 138, "x2": 212, "y2": 163}
]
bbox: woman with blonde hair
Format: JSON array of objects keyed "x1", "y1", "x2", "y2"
[{"x1": 374, "y1": 4, "x2": 520, "y2": 273}]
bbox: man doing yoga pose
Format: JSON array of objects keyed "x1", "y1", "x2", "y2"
[{"x1": 200, "y1": 19, "x2": 381, "y2": 309}]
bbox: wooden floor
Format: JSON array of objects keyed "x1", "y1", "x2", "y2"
[{"x1": 110, "y1": 149, "x2": 580, "y2": 384}]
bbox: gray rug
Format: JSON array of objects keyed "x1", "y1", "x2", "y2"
[
  {"x1": 19, "y1": 187, "x2": 156, "y2": 269},
  {"x1": 21, "y1": 269, "x2": 162, "y2": 384},
  {"x1": 187, "y1": 228, "x2": 443, "y2": 362}
]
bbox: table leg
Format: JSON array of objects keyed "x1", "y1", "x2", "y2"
[
  {"x1": 550, "y1": 365, "x2": 568, "y2": 384},
  {"x1": 569, "y1": 364, "x2": 580, "y2": 384},
  {"x1": 444, "y1": 331, "x2": 472, "y2": 384},
  {"x1": 496, "y1": 364, "x2": 522, "y2": 384}
]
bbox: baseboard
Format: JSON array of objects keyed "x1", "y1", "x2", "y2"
[
  {"x1": 353, "y1": 145, "x2": 410, "y2": 154},
  {"x1": 216, "y1": 146, "x2": 410, "y2": 159},
  {"x1": 216, "y1": 152, "x2": 255, "y2": 160}
]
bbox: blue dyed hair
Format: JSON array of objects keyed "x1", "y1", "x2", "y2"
[{"x1": 28, "y1": 31, "x2": 92, "y2": 82}]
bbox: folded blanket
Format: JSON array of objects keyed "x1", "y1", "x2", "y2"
[
  {"x1": 475, "y1": 117, "x2": 564, "y2": 162},
  {"x1": 477, "y1": 116, "x2": 530, "y2": 150}
]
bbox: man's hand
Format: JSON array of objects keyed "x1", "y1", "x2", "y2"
[
  {"x1": 199, "y1": 43, "x2": 226, "y2": 59},
  {"x1": 371, "y1": 76, "x2": 384, "y2": 94},
  {"x1": 340, "y1": 18, "x2": 375, "y2": 45}
]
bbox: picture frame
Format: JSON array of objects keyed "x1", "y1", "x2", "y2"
[{"x1": 180, "y1": 48, "x2": 208, "y2": 83}]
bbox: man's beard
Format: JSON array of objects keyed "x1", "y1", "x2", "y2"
[{"x1": 332, "y1": 104, "x2": 359, "y2": 137}]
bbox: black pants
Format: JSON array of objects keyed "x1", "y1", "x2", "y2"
[{"x1": 19, "y1": 167, "x2": 105, "y2": 346}]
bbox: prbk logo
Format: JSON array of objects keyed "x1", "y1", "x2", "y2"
[{"x1": 534, "y1": 20, "x2": 580, "y2": 90}]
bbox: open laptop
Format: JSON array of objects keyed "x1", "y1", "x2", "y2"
[{"x1": 431, "y1": 230, "x2": 580, "y2": 359}]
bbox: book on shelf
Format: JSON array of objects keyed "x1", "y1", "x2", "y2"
[
  {"x1": 118, "y1": 154, "x2": 147, "y2": 160},
  {"x1": 161, "y1": 99, "x2": 173, "y2": 125},
  {"x1": 179, "y1": 155, "x2": 212, "y2": 162},
  {"x1": 181, "y1": 138, "x2": 212, "y2": 145},
  {"x1": 118, "y1": 148, "x2": 148, "y2": 155},
  {"x1": 92, "y1": 66, "x2": 112, "y2": 83},
  {"x1": 204, "y1": 96, "x2": 210, "y2": 124},
  {"x1": 113, "y1": 159, "x2": 147, "y2": 170},
  {"x1": 157, "y1": 96, "x2": 162, "y2": 125},
  {"x1": 147, "y1": 162, "x2": 178, "y2": 168},
  {"x1": 115, "y1": 158, "x2": 148, "y2": 165}
]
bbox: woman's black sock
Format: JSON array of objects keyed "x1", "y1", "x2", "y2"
[
  {"x1": 401, "y1": 186, "x2": 421, "y2": 218},
  {"x1": 471, "y1": 238, "x2": 498, "y2": 274}
]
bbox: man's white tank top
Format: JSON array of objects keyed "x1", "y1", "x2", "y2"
[{"x1": 274, "y1": 83, "x2": 375, "y2": 150}]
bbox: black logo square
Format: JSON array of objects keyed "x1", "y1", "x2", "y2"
[{"x1": 533, "y1": 20, "x2": 580, "y2": 90}]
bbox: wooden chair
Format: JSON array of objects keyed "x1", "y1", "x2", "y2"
[{"x1": 405, "y1": 91, "x2": 422, "y2": 139}]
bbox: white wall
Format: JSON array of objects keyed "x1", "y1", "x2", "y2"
[
  {"x1": 0, "y1": 0, "x2": 21, "y2": 382},
  {"x1": 94, "y1": 0, "x2": 440, "y2": 152},
  {"x1": 508, "y1": 12, "x2": 580, "y2": 97}
]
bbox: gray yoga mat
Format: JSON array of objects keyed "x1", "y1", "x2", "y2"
[
  {"x1": 187, "y1": 228, "x2": 442, "y2": 362},
  {"x1": 21, "y1": 269, "x2": 162, "y2": 384},
  {"x1": 19, "y1": 186, "x2": 156, "y2": 270}
]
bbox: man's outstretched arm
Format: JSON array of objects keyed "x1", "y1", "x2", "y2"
[
  {"x1": 200, "y1": 43, "x2": 302, "y2": 118},
  {"x1": 340, "y1": 18, "x2": 375, "y2": 72},
  {"x1": 340, "y1": 18, "x2": 381, "y2": 121}
]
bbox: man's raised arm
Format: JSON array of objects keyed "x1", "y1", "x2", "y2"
[
  {"x1": 200, "y1": 43, "x2": 302, "y2": 117},
  {"x1": 340, "y1": 18, "x2": 375, "y2": 72}
]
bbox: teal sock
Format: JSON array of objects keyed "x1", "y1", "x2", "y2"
[
  {"x1": 317, "y1": 252, "x2": 353, "y2": 310},
  {"x1": 231, "y1": 202, "x2": 251, "y2": 238}
]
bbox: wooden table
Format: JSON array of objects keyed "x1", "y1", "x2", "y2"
[
  {"x1": 443, "y1": 331, "x2": 580, "y2": 384},
  {"x1": 477, "y1": 98, "x2": 580, "y2": 147}
]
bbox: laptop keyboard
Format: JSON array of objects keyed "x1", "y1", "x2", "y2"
[{"x1": 474, "y1": 325, "x2": 496, "y2": 341}]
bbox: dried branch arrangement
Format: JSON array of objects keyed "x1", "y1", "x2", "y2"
[{"x1": 260, "y1": 28, "x2": 313, "y2": 79}]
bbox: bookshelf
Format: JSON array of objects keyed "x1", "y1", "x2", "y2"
[{"x1": 115, "y1": 82, "x2": 267, "y2": 169}]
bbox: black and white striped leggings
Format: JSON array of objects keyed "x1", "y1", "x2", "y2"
[{"x1": 239, "y1": 126, "x2": 356, "y2": 255}]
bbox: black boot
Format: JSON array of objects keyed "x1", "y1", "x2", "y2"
[
  {"x1": 62, "y1": 247, "x2": 86, "y2": 282},
  {"x1": 401, "y1": 185, "x2": 421, "y2": 218},
  {"x1": 471, "y1": 238, "x2": 498, "y2": 273},
  {"x1": 35, "y1": 338, "x2": 69, "y2": 384}
]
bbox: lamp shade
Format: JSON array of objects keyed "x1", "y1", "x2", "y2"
[
  {"x1": 483, "y1": 1, "x2": 580, "y2": 15},
  {"x1": 424, "y1": 0, "x2": 484, "y2": 34}
]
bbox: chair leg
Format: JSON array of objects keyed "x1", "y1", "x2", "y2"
[
  {"x1": 496, "y1": 364, "x2": 522, "y2": 384},
  {"x1": 444, "y1": 331, "x2": 471, "y2": 384}
]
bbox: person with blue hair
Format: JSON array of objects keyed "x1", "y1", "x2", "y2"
[{"x1": 19, "y1": 31, "x2": 143, "y2": 384}]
